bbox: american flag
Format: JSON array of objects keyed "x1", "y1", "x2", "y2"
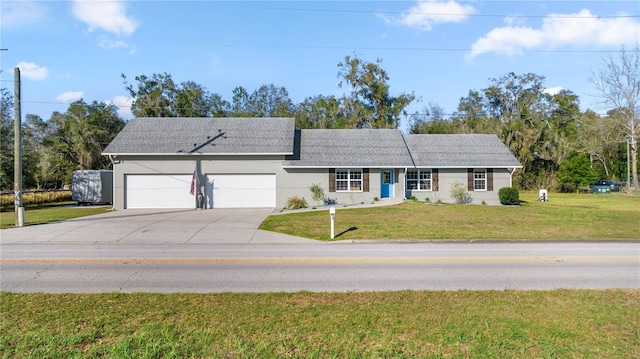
[{"x1": 190, "y1": 171, "x2": 197, "y2": 195}]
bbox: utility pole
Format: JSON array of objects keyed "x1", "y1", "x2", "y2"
[
  {"x1": 14, "y1": 67, "x2": 24, "y2": 227},
  {"x1": 626, "y1": 135, "x2": 631, "y2": 189}
]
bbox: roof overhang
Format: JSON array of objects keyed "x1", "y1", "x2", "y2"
[
  {"x1": 283, "y1": 165, "x2": 414, "y2": 169},
  {"x1": 103, "y1": 152, "x2": 293, "y2": 156},
  {"x1": 411, "y1": 165, "x2": 524, "y2": 169},
  {"x1": 282, "y1": 165, "x2": 523, "y2": 169}
]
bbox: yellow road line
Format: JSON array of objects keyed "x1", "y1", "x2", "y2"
[{"x1": 1, "y1": 257, "x2": 638, "y2": 264}]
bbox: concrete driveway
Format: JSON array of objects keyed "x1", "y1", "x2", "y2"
[{"x1": 0, "y1": 208, "x2": 316, "y2": 245}]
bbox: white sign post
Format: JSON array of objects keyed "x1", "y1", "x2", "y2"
[{"x1": 329, "y1": 206, "x2": 336, "y2": 239}]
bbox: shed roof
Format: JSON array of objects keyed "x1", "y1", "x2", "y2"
[
  {"x1": 283, "y1": 129, "x2": 415, "y2": 168},
  {"x1": 102, "y1": 117, "x2": 295, "y2": 155},
  {"x1": 403, "y1": 134, "x2": 522, "y2": 168}
]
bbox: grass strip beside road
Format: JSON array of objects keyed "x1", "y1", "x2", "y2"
[
  {"x1": 1, "y1": 290, "x2": 638, "y2": 358},
  {"x1": 0, "y1": 202, "x2": 111, "y2": 229},
  {"x1": 261, "y1": 192, "x2": 640, "y2": 241}
]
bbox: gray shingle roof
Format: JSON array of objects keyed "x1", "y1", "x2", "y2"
[
  {"x1": 283, "y1": 129, "x2": 415, "y2": 167},
  {"x1": 102, "y1": 117, "x2": 295, "y2": 155},
  {"x1": 104, "y1": 118, "x2": 521, "y2": 168},
  {"x1": 403, "y1": 134, "x2": 522, "y2": 168}
]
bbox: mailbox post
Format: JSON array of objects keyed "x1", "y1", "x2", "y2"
[{"x1": 329, "y1": 206, "x2": 335, "y2": 239}]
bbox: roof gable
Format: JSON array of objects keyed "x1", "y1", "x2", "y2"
[{"x1": 103, "y1": 117, "x2": 295, "y2": 155}]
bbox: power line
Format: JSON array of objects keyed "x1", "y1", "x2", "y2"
[
  {"x1": 132, "y1": 42, "x2": 638, "y2": 54},
  {"x1": 240, "y1": 5, "x2": 640, "y2": 19}
]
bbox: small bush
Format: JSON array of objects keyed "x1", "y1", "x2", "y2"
[
  {"x1": 309, "y1": 183, "x2": 325, "y2": 206},
  {"x1": 498, "y1": 187, "x2": 520, "y2": 205},
  {"x1": 450, "y1": 181, "x2": 472, "y2": 204},
  {"x1": 558, "y1": 183, "x2": 577, "y2": 193},
  {"x1": 285, "y1": 196, "x2": 308, "y2": 210}
]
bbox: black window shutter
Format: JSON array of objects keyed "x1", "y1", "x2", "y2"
[
  {"x1": 487, "y1": 168, "x2": 493, "y2": 191},
  {"x1": 468, "y1": 168, "x2": 474, "y2": 191},
  {"x1": 433, "y1": 169, "x2": 439, "y2": 191},
  {"x1": 363, "y1": 168, "x2": 369, "y2": 192},
  {"x1": 329, "y1": 168, "x2": 335, "y2": 192}
]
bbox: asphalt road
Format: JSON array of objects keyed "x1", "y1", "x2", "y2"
[{"x1": 2, "y1": 242, "x2": 638, "y2": 292}]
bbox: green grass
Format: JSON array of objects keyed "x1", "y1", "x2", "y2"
[
  {"x1": 261, "y1": 192, "x2": 640, "y2": 241},
  {"x1": 1, "y1": 290, "x2": 638, "y2": 358},
  {"x1": 0, "y1": 202, "x2": 111, "y2": 229}
]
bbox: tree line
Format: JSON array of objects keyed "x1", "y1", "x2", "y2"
[{"x1": 1, "y1": 51, "x2": 638, "y2": 192}]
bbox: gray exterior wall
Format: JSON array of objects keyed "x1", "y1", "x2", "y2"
[
  {"x1": 404, "y1": 168, "x2": 513, "y2": 205},
  {"x1": 280, "y1": 167, "x2": 513, "y2": 207},
  {"x1": 280, "y1": 168, "x2": 406, "y2": 208},
  {"x1": 111, "y1": 155, "x2": 288, "y2": 210}
]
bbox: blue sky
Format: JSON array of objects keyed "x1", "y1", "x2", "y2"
[{"x1": 1, "y1": 1, "x2": 639, "y2": 132}]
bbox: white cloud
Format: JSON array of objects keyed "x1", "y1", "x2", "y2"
[
  {"x1": 16, "y1": 62, "x2": 49, "y2": 80},
  {"x1": 108, "y1": 95, "x2": 133, "y2": 119},
  {"x1": 98, "y1": 36, "x2": 137, "y2": 54},
  {"x1": 469, "y1": 26, "x2": 544, "y2": 58},
  {"x1": 0, "y1": 1, "x2": 48, "y2": 29},
  {"x1": 98, "y1": 38, "x2": 128, "y2": 50},
  {"x1": 503, "y1": 15, "x2": 526, "y2": 27},
  {"x1": 384, "y1": 0, "x2": 476, "y2": 31},
  {"x1": 55, "y1": 91, "x2": 84, "y2": 102},
  {"x1": 72, "y1": 0, "x2": 138, "y2": 36},
  {"x1": 469, "y1": 9, "x2": 640, "y2": 58},
  {"x1": 544, "y1": 86, "x2": 564, "y2": 96}
]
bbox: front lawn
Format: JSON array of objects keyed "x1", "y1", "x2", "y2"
[
  {"x1": 260, "y1": 192, "x2": 640, "y2": 241},
  {"x1": 1, "y1": 290, "x2": 638, "y2": 358}
]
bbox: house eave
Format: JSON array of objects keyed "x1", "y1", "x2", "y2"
[
  {"x1": 281, "y1": 165, "x2": 412, "y2": 169},
  {"x1": 282, "y1": 164, "x2": 523, "y2": 169},
  {"x1": 103, "y1": 152, "x2": 293, "y2": 157},
  {"x1": 413, "y1": 165, "x2": 523, "y2": 169}
]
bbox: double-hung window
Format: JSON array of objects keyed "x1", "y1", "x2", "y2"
[
  {"x1": 336, "y1": 169, "x2": 362, "y2": 192},
  {"x1": 473, "y1": 169, "x2": 487, "y2": 191},
  {"x1": 406, "y1": 170, "x2": 432, "y2": 191}
]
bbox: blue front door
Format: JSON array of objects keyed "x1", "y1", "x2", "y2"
[{"x1": 381, "y1": 169, "x2": 394, "y2": 198}]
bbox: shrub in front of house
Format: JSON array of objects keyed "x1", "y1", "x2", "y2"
[
  {"x1": 309, "y1": 183, "x2": 325, "y2": 206},
  {"x1": 498, "y1": 187, "x2": 520, "y2": 205},
  {"x1": 285, "y1": 196, "x2": 308, "y2": 210},
  {"x1": 324, "y1": 198, "x2": 336, "y2": 205},
  {"x1": 450, "y1": 181, "x2": 472, "y2": 204}
]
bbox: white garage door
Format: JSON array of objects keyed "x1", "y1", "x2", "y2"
[
  {"x1": 205, "y1": 174, "x2": 276, "y2": 208},
  {"x1": 126, "y1": 174, "x2": 195, "y2": 209}
]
